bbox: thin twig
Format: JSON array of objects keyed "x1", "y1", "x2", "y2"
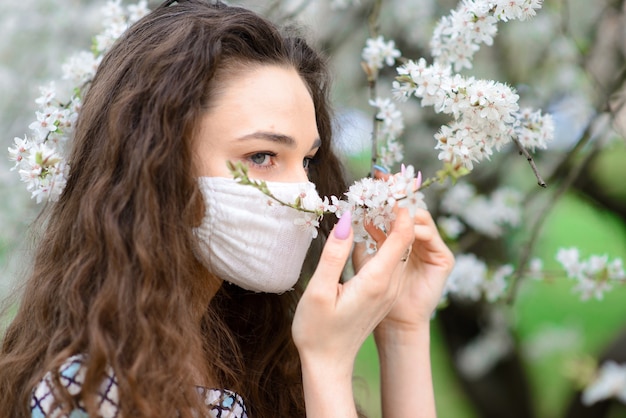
[
  {"x1": 367, "y1": 0, "x2": 382, "y2": 38},
  {"x1": 505, "y1": 121, "x2": 609, "y2": 304},
  {"x1": 366, "y1": 0, "x2": 383, "y2": 178},
  {"x1": 511, "y1": 138, "x2": 547, "y2": 188}
]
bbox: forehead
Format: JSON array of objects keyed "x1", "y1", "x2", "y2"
[{"x1": 199, "y1": 64, "x2": 319, "y2": 144}]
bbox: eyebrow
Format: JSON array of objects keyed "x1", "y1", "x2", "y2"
[{"x1": 237, "y1": 131, "x2": 321, "y2": 151}]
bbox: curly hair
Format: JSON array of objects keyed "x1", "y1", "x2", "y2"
[{"x1": 0, "y1": 1, "x2": 347, "y2": 416}]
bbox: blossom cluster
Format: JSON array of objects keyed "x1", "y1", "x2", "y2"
[
  {"x1": 8, "y1": 84, "x2": 76, "y2": 203},
  {"x1": 7, "y1": 0, "x2": 149, "y2": 203},
  {"x1": 556, "y1": 248, "x2": 625, "y2": 301},
  {"x1": 393, "y1": 58, "x2": 554, "y2": 170},
  {"x1": 386, "y1": 0, "x2": 553, "y2": 172},
  {"x1": 442, "y1": 253, "x2": 514, "y2": 302},
  {"x1": 337, "y1": 164, "x2": 426, "y2": 253},
  {"x1": 369, "y1": 97, "x2": 405, "y2": 169},
  {"x1": 439, "y1": 182, "x2": 523, "y2": 239},
  {"x1": 361, "y1": 35, "x2": 401, "y2": 74},
  {"x1": 431, "y1": 0, "x2": 543, "y2": 72}
]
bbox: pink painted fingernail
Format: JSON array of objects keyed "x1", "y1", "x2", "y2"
[
  {"x1": 334, "y1": 211, "x2": 352, "y2": 240},
  {"x1": 401, "y1": 163, "x2": 406, "y2": 175},
  {"x1": 415, "y1": 171, "x2": 422, "y2": 190}
]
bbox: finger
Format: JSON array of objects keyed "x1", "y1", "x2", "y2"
[
  {"x1": 358, "y1": 209, "x2": 414, "y2": 282},
  {"x1": 410, "y1": 210, "x2": 455, "y2": 268},
  {"x1": 364, "y1": 220, "x2": 386, "y2": 244},
  {"x1": 308, "y1": 211, "x2": 354, "y2": 293},
  {"x1": 411, "y1": 209, "x2": 440, "y2": 243}
]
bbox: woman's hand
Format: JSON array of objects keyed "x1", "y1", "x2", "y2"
[
  {"x1": 352, "y1": 172, "x2": 455, "y2": 335},
  {"x1": 293, "y1": 208, "x2": 415, "y2": 365},
  {"x1": 359, "y1": 208, "x2": 454, "y2": 334},
  {"x1": 349, "y1": 169, "x2": 454, "y2": 418},
  {"x1": 292, "y1": 209, "x2": 415, "y2": 417}
]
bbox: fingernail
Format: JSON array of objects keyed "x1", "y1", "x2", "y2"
[
  {"x1": 401, "y1": 163, "x2": 406, "y2": 175},
  {"x1": 334, "y1": 211, "x2": 352, "y2": 240},
  {"x1": 373, "y1": 164, "x2": 389, "y2": 175},
  {"x1": 415, "y1": 171, "x2": 422, "y2": 190}
]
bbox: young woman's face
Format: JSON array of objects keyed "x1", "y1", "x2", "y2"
[{"x1": 194, "y1": 65, "x2": 320, "y2": 183}]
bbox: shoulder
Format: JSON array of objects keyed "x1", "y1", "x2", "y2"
[
  {"x1": 198, "y1": 387, "x2": 249, "y2": 418},
  {"x1": 30, "y1": 355, "x2": 119, "y2": 418},
  {"x1": 31, "y1": 355, "x2": 248, "y2": 418}
]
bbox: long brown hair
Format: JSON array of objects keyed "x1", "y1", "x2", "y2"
[{"x1": 0, "y1": 1, "x2": 347, "y2": 416}]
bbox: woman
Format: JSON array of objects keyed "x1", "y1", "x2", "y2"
[{"x1": 0, "y1": 0, "x2": 453, "y2": 417}]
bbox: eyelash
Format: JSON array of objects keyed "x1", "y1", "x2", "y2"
[
  {"x1": 245, "y1": 152, "x2": 317, "y2": 171},
  {"x1": 246, "y1": 152, "x2": 276, "y2": 170}
]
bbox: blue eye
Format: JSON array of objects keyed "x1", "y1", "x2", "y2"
[{"x1": 248, "y1": 152, "x2": 274, "y2": 167}]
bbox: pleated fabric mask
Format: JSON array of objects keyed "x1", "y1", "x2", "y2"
[{"x1": 194, "y1": 176, "x2": 320, "y2": 293}]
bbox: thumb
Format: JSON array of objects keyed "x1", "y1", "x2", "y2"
[{"x1": 307, "y1": 211, "x2": 353, "y2": 292}]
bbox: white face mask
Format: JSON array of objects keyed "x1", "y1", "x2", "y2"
[{"x1": 193, "y1": 176, "x2": 320, "y2": 293}]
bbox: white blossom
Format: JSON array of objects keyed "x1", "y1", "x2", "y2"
[
  {"x1": 34, "y1": 82, "x2": 57, "y2": 107},
  {"x1": 437, "y1": 216, "x2": 465, "y2": 239},
  {"x1": 443, "y1": 253, "x2": 513, "y2": 302},
  {"x1": 127, "y1": 0, "x2": 150, "y2": 23},
  {"x1": 331, "y1": 165, "x2": 426, "y2": 253},
  {"x1": 582, "y1": 361, "x2": 626, "y2": 406},
  {"x1": 431, "y1": 0, "x2": 543, "y2": 71},
  {"x1": 440, "y1": 182, "x2": 522, "y2": 238},
  {"x1": 484, "y1": 264, "x2": 513, "y2": 302},
  {"x1": 393, "y1": 0, "x2": 552, "y2": 172},
  {"x1": 294, "y1": 213, "x2": 321, "y2": 239},
  {"x1": 369, "y1": 97, "x2": 405, "y2": 169},
  {"x1": 9, "y1": 0, "x2": 149, "y2": 204},
  {"x1": 443, "y1": 253, "x2": 487, "y2": 301},
  {"x1": 62, "y1": 51, "x2": 102, "y2": 85},
  {"x1": 556, "y1": 247, "x2": 581, "y2": 277},
  {"x1": 528, "y1": 257, "x2": 544, "y2": 280},
  {"x1": 362, "y1": 35, "x2": 401, "y2": 71},
  {"x1": 556, "y1": 248, "x2": 625, "y2": 301}
]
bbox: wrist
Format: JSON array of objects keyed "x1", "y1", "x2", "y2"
[
  {"x1": 299, "y1": 351, "x2": 355, "y2": 381},
  {"x1": 374, "y1": 319, "x2": 431, "y2": 350},
  {"x1": 299, "y1": 354, "x2": 358, "y2": 418}
]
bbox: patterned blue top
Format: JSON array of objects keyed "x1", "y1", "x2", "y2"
[{"x1": 30, "y1": 355, "x2": 248, "y2": 418}]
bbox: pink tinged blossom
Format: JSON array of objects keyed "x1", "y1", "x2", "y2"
[
  {"x1": 294, "y1": 214, "x2": 320, "y2": 239},
  {"x1": 35, "y1": 82, "x2": 57, "y2": 107},
  {"x1": 8, "y1": 136, "x2": 31, "y2": 168}
]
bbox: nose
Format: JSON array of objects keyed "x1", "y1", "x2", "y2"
[{"x1": 284, "y1": 162, "x2": 309, "y2": 183}]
